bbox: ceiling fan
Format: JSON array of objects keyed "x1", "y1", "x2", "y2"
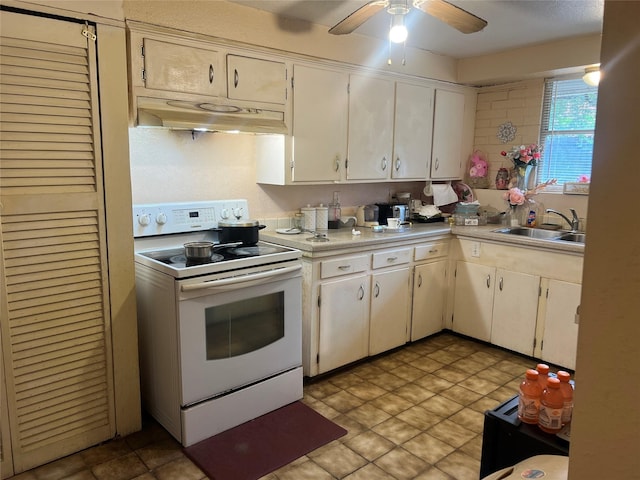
[{"x1": 329, "y1": 0, "x2": 488, "y2": 40}]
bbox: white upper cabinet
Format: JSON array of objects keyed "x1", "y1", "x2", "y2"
[
  {"x1": 143, "y1": 38, "x2": 225, "y2": 97},
  {"x1": 392, "y1": 82, "x2": 434, "y2": 180},
  {"x1": 431, "y1": 89, "x2": 466, "y2": 179},
  {"x1": 291, "y1": 65, "x2": 348, "y2": 183},
  {"x1": 226, "y1": 54, "x2": 287, "y2": 105},
  {"x1": 346, "y1": 74, "x2": 395, "y2": 181}
]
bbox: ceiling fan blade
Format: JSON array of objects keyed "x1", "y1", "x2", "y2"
[
  {"x1": 413, "y1": 0, "x2": 487, "y2": 34},
  {"x1": 329, "y1": 0, "x2": 389, "y2": 35}
]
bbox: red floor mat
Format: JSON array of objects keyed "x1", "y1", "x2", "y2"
[{"x1": 184, "y1": 401, "x2": 347, "y2": 480}]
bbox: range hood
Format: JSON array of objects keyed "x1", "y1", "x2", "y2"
[{"x1": 135, "y1": 97, "x2": 287, "y2": 134}]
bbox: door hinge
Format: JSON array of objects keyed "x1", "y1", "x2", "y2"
[{"x1": 81, "y1": 22, "x2": 96, "y2": 42}]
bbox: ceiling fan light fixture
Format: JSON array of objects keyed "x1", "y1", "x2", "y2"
[
  {"x1": 583, "y1": 66, "x2": 601, "y2": 86},
  {"x1": 389, "y1": 14, "x2": 408, "y2": 43}
]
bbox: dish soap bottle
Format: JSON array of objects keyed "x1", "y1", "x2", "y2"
[{"x1": 328, "y1": 191, "x2": 341, "y2": 229}]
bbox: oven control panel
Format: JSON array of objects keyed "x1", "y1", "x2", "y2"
[{"x1": 133, "y1": 200, "x2": 250, "y2": 237}]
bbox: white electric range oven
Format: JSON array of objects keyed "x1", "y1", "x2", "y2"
[{"x1": 133, "y1": 200, "x2": 303, "y2": 446}]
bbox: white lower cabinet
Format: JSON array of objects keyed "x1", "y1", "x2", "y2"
[
  {"x1": 452, "y1": 262, "x2": 495, "y2": 341},
  {"x1": 411, "y1": 260, "x2": 447, "y2": 341},
  {"x1": 370, "y1": 268, "x2": 411, "y2": 355},
  {"x1": 539, "y1": 279, "x2": 581, "y2": 370},
  {"x1": 318, "y1": 275, "x2": 370, "y2": 374},
  {"x1": 451, "y1": 239, "x2": 583, "y2": 369},
  {"x1": 491, "y1": 269, "x2": 540, "y2": 356}
]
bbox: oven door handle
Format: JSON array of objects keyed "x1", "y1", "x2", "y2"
[{"x1": 180, "y1": 264, "x2": 302, "y2": 292}]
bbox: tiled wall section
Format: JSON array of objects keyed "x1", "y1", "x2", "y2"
[{"x1": 473, "y1": 79, "x2": 545, "y2": 186}]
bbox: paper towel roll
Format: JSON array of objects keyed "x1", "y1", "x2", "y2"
[{"x1": 432, "y1": 184, "x2": 459, "y2": 206}]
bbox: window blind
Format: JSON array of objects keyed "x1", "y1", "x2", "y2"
[{"x1": 539, "y1": 76, "x2": 598, "y2": 184}]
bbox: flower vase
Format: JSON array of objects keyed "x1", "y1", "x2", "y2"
[{"x1": 513, "y1": 166, "x2": 536, "y2": 192}]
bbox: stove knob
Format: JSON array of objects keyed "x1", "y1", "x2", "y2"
[
  {"x1": 156, "y1": 212, "x2": 167, "y2": 225},
  {"x1": 233, "y1": 207, "x2": 244, "y2": 219},
  {"x1": 220, "y1": 208, "x2": 230, "y2": 219},
  {"x1": 138, "y1": 213, "x2": 151, "y2": 226}
]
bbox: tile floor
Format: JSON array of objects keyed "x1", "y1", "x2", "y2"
[{"x1": 8, "y1": 332, "x2": 543, "y2": 480}]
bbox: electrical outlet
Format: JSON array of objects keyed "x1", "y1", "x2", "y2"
[{"x1": 471, "y1": 242, "x2": 481, "y2": 257}]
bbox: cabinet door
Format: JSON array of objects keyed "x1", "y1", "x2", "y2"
[
  {"x1": 318, "y1": 275, "x2": 370, "y2": 374},
  {"x1": 292, "y1": 65, "x2": 348, "y2": 182},
  {"x1": 227, "y1": 55, "x2": 286, "y2": 104},
  {"x1": 491, "y1": 269, "x2": 540, "y2": 356},
  {"x1": 392, "y1": 82, "x2": 434, "y2": 180},
  {"x1": 370, "y1": 268, "x2": 411, "y2": 355},
  {"x1": 541, "y1": 280, "x2": 581, "y2": 370},
  {"x1": 431, "y1": 89, "x2": 465, "y2": 179},
  {"x1": 346, "y1": 74, "x2": 394, "y2": 180},
  {"x1": 143, "y1": 38, "x2": 225, "y2": 97},
  {"x1": 411, "y1": 261, "x2": 447, "y2": 341},
  {"x1": 452, "y1": 262, "x2": 494, "y2": 341}
]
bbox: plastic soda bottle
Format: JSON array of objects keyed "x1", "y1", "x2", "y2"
[
  {"x1": 538, "y1": 377, "x2": 564, "y2": 433},
  {"x1": 518, "y1": 369, "x2": 542, "y2": 424},
  {"x1": 536, "y1": 363, "x2": 550, "y2": 391},
  {"x1": 557, "y1": 371, "x2": 574, "y2": 426}
]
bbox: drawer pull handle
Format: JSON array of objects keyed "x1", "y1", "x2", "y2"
[
  {"x1": 338, "y1": 265, "x2": 352, "y2": 270},
  {"x1": 374, "y1": 282, "x2": 380, "y2": 298},
  {"x1": 381, "y1": 156, "x2": 388, "y2": 171},
  {"x1": 418, "y1": 274, "x2": 423, "y2": 288},
  {"x1": 335, "y1": 156, "x2": 340, "y2": 172},
  {"x1": 499, "y1": 277, "x2": 504, "y2": 291},
  {"x1": 209, "y1": 64, "x2": 214, "y2": 84},
  {"x1": 395, "y1": 156, "x2": 401, "y2": 171},
  {"x1": 358, "y1": 285, "x2": 365, "y2": 300},
  {"x1": 234, "y1": 68, "x2": 239, "y2": 88},
  {"x1": 387, "y1": 256, "x2": 398, "y2": 262},
  {"x1": 486, "y1": 275, "x2": 491, "y2": 288},
  {"x1": 429, "y1": 249, "x2": 438, "y2": 253}
]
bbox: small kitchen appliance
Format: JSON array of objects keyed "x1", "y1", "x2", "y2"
[
  {"x1": 376, "y1": 203, "x2": 410, "y2": 225},
  {"x1": 133, "y1": 200, "x2": 303, "y2": 446},
  {"x1": 356, "y1": 204, "x2": 379, "y2": 227}
]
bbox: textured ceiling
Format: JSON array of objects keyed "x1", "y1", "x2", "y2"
[{"x1": 229, "y1": 0, "x2": 604, "y2": 59}]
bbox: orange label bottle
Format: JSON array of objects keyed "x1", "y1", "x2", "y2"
[
  {"x1": 536, "y1": 363, "x2": 550, "y2": 392},
  {"x1": 538, "y1": 377, "x2": 564, "y2": 433},
  {"x1": 557, "y1": 370, "x2": 574, "y2": 425},
  {"x1": 518, "y1": 369, "x2": 542, "y2": 424}
]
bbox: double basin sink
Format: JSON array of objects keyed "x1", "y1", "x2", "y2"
[{"x1": 493, "y1": 227, "x2": 586, "y2": 244}]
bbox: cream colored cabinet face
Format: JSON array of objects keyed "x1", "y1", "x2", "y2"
[
  {"x1": 318, "y1": 275, "x2": 371, "y2": 374},
  {"x1": 227, "y1": 55, "x2": 287, "y2": 105},
  {"x1": 431, "y1": 89, "x2": 465, "y2": 179},
  {"x1": 392, "y1": 82, "x2": 434, "y2": 180},
  {"x1": 541, "y1": 280, "x2": 581, "y2": 370},
  {"x1": 346, "y1": 74, "x2": 394, "y2": 181},
  {"x1": 143, "y1": 38, "x2": 225, "y2": 97},
  {"x1": 369, "y1": 268, "x2": 411, "y2": 355},
  {"x1": 291, "y1": 65, "x2": 348, "y2": 182},
  {"x1": 452, "y1": 261, "x2": 494, "y2": 341},
  {"x1": 411, "y1": 260, "x2": 447, "y2": 341},
  {"x1": 491, "y1": 269, "x2": 540, "y2": 356}
]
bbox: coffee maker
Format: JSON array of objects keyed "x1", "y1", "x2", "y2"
[{"x1": 376, "y1": 203, "x2": 410, "y2": 225}]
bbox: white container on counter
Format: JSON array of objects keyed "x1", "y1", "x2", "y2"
[
  {"x1": 301, "y1": 205, "x2": 316, "y2": 231},
  {"x1": 316, "y1": 204, "x2": 328, "y2": 231}
]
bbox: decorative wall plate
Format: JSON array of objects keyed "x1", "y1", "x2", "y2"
[{"x1": 497, "y1": 121, "x2": 517, "y2": 143}]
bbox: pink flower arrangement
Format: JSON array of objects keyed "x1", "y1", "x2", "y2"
[
  {"x1": 503, "y1": 179, "x2": 558, "y2": 207},
  {"x1": 578, "y1": 174, "x2": 590, "y2": 183},
  {"x1": 501, "y1": 144, "x2": 542, "y2": 168}
]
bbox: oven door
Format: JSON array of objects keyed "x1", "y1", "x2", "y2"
[{"x1": 177, "y1": 263, "x2": 302, "y2": 406}]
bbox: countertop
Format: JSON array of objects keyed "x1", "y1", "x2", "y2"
[{"x1": 260, "y1": 222, "x2": 585, "y2": 256}]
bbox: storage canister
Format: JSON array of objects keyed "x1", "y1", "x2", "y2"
[
  {"x1": 301, "y1": 205, "x2": 316, "y2": 231},
  {"x1": 316, "y1": 203, "x2": 328, "y2": 231}
]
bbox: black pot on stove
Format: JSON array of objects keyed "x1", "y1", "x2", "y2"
[{"x1": 214, "y1": 219, "x2": 266, "y2": 246}]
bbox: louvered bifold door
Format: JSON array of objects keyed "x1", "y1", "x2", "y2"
[{"x1": 0, "y1": 11, "x2": 115, "y2": 473}]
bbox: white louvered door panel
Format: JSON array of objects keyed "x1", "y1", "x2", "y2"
[{"x1": 0, "y1": 11, "x2": 115, "y2": 474}]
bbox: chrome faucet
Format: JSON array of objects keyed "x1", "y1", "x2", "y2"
[{"x1": 546, "y1": 208, "x2": 580, "y2": 231}]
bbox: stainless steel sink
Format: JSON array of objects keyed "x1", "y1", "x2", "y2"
[
  {"x1": 556, "y1": 232, "x2": 586, "y2": 244},
  {"x1": 492, "y1": 227, "x2": 565, "y2": 240}
]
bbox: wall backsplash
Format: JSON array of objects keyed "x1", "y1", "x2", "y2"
[{"x1": 128, "y1": 127, "x2": 425, "y2": 220}]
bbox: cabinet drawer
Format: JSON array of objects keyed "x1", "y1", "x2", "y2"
[
  {"x1": 415, "y1": 242, "x2": 449, "y2": 261},
  {"x1": 321, "y1": 254, "x2": 370, "y2": 279},
  {"x1": 372, "y1": 248, "x2": 412, "y2": 269}
]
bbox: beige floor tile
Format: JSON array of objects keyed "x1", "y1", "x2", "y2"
[
  {"x1": 328, "y1": 371, "x2": 365, "y2": 389},
  {"x1": 367, "y1": 371, "x2": 409, "y2": 391},
  {"x1": 372, "y1": 417, "x2": 421, "y2": 445},
  {"x1": 30, "y1": 454, "x2": 87, "y2": 480},
  {"x1": 322, "y1": 390, "x2": 365, "y2": 413},
  {"x1": 419, "y1": 394, "x2": 464, "y2": 417},
  {"x1": 344, "y1": 430, "x2": 395, "y2": 461},
  {"x1": 124, "y1": 420, "x2": 173, "y2": 451},
  {"x1": 469, "y1": 395, "x2": 503, "y2": 414},
  {"x1": 390, "y1": 348, "x2": 422, "y2": 363},
  {"x1": 476, "y1": 367, "x2": 517, "y2": 385},
  {"x1": 351, "y1": 363, "x2": 386, "y2": 380},
  {"x1": 449, "y1": 407, "x2": 485, "y2": 434},
  {"x1": 131, "y1": 473, "x2": 156, "y2": 480},
  {"x1": 458, "y1": 434, "x2": 484, "y2": 461},
  {"x1": 402, "y1": 432, "x2": 456, "y2": 464},
  {"x1": 310, "y1": 443, "x2": 368, "y2": 478},
  {"x1": 443, "y1": 342, "x2": 479, "y2": 357},
  {"x1": 343, "y1": 462, "x2": 392, "y2": 480},
  {"x1": 487, "y1": 384, "x2": 521, "y2": 403},
  {"x1": 301, "y1": 397, "x2": 341, "y2": 420},
  {"x1": 450, "y1": 357, "x2": 487, "y2": 374},
  {"x1": 80, "y1": 439, "x2": 132, "y2": 468},
  {"x1": 273, "y1": 459, "x2": 335, "y2": 480},
  {"x1": 91, "y1": 452, "x2": 148, "y2": 480},
  {"x1": 458, "y1": 376, "x2": 501, "y2": 396},
  {"x1": 153, "y1": 456, "x2": 205, "y2": 480},
  {"x1": 436, "y1": 451, "x2": 481, "y2": 480},
  {"x1": 65, "y1": 472, "x2": 98, "y2": 480},
  {"x1": 413, "y1": 466, "x2": 455, "y2": 479},
  {"x1": 345, "y1": 381, "x2": 388, "y2": 401},
  {"x1": 409, "y1": 356, "x2": 446, "y2": 373},
  {"x1": 396, "y1": 405, "x2": 443, "y2": 430},
  {"x1": 304, "y1": 380, "x2": 342, "y2": 400},
  {"x1": 390, "y1": 363, "x2": 428, "y2": 382},
  {"x1": 493, "y1": 358, "x2": 529, "y2": 376},
  {"x1": 439, "y1": 385, "x2": 483, "y2": 405},
  {"x1": 426, "y1": 350, "x2": 462, "y2": 365},
  {"x1": 393, "y1": 382, "x2": 437, "y2": 405},
  {"x1": 331, "y1": 414, "x2": 368, "y2": 442},
  {"x1": 135, "y1": 438, "x2": 184, "y2": 471},
  {"x1": 432, "y1": 365, "x2": 471, "y2": 383},
  {"x1": 428, "y1": 419, "x2": 477, "y2": 449},
  {"x1": 374, "y1": 447, "x2": 429, "y2": 480},
  {"x1": 345, "y1": 402, "x2": 392, "y2": 428},
  {"x1": 371, "y1": 355, "x2": 405, "y2": 371},
  {"x1": 368, "y1": 392, "x2": 414, "y2": 416},
  {"x1": 413, "y1": 373, "x2": 454, "y2": 393}
]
